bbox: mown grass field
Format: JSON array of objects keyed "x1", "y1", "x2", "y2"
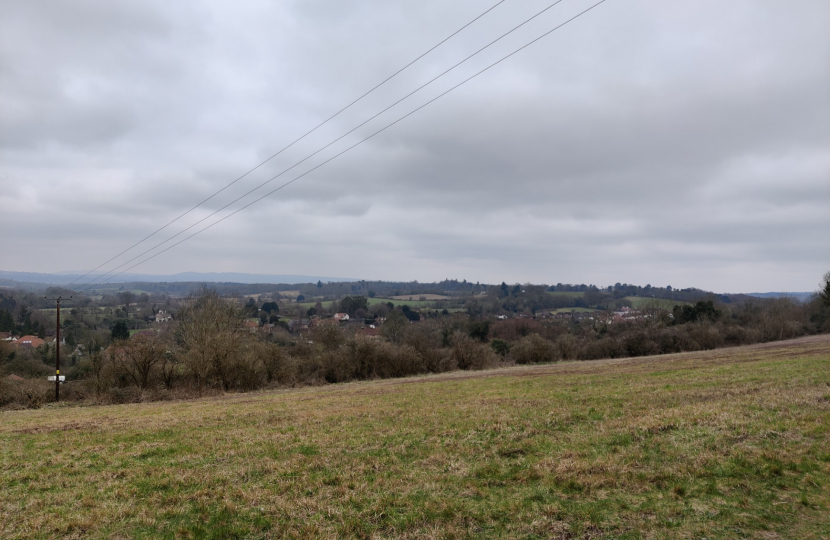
[
  {"x1": 551, "y1": 307, "x2": 599, "y2": 314},
  {"x1": 2, "y1": 336, "x2": 829, "y2": 539}
]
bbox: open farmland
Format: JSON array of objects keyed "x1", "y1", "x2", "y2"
[
  {"x1": 295, "y1": 298, "x2": 442, "y2": 310},
  {"x1": 2, "y1": 336, "x2": 829, "y2": 539},
  {"x1": 367, "y1": 297, "x2": 438, "y2": 308},
  {"x1": 551, "y1": 307, "x2": 599, "y2": 314},
  {"x1": 389, "y1": 294, "x2": 451, "y2": 301}
]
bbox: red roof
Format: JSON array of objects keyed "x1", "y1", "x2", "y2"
[
  {"x1": 13, "y1": 335, "x2": 46, "y2": 348},
  {"x1": 356, "y1": 327, "x2": 381, "y2": 338}
]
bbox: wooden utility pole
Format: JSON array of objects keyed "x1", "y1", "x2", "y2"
[
  {"x1": 55, "y1": 297, "x2": 61, "y2": 402},
  {"x1": 46, "y1": 295, "x2": 71, "y2": 402}
]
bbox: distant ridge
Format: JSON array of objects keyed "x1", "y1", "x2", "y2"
[
  {"x1": 746, "y1": 292, "x2": 813, "y2": 302},
  {"x1": 0, "y1": 270, "x2": 355, "y2": 286}
]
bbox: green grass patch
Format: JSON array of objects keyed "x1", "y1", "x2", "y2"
[
  {"x1": 551, "y1": 307, "x2": 599, "y2": 313},
  {"x1": 367, "y1": 297, "x2": 437, "y2": 308}
]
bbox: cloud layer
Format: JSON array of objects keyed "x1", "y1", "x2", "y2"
[{"x1": 1, "y1": 0, "x2": 828, "y2": 292}]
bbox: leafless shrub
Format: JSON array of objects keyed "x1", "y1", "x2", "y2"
[
  {"x1": 686, "y1": 322, "x2": 724, "y2": 350},
  {"x1": 177, "y1": 288, "x2": 246, "y2": 392},
  {"x1": 623, "y1": 330, "x2": 660, "y2": 358},
  {"x1": 375, "y1": 342, "x2": 424, "y2": 378},
  {"x1": 556, "y1": 334, "x2": 580, "y2": 360},
  {"x1": 0, "y1": 377, "x2": 52, "y2": 409},
  {"x1": 309, "y1": 325, "x2": 344, "y2": 351},
  {"x1": 254, "y1": 342, "x2": 296, "y2": 385},
  {"x1": 452, "y1": 332, "x2": 499, "y2": 370},
  {"x1": 510, "y1": 333, "x2": 560, "y2": 365},
  {"x1": 107, "y1": 334, "x2": 167, "y2": 389},
  {"x1": 580, "y1": 337, "x2": 625, "y2": 360},
  {"x1": 404, "y1": 321, "x2": 448, "y2": 372}
]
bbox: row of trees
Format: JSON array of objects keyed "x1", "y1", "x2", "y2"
[{"x1": 2, "y1": 275, "x2": 829, "y2": 409}]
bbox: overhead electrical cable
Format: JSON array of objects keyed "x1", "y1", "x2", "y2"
[
  {"x1": 66, "y1": 0, "x2": 508, "y2": 288},
  {"x1": 80, "y1": 0, "x2": 609, "y2": 289},
  {"x1": 75, "y1": 0, "x2": 570, "y2": 290}
]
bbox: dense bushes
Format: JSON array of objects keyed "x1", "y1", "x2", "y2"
[
  {"x1": 2, "y1": 289, "x2": 827, "y2": 410},
  {"x1": 510, "y1": 334, "x2": 559, "y2": 364}
]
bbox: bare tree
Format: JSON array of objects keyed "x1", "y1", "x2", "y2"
[
  {"x1": 381, "y1": 310, "x2": 408, "y2": 343},
  {"x1": 118, "y1": 291, "x2": 135, "y2": 317},
  {"x1": 108, "y1": 334, "x2": 166, "y2": 389},
  {"x1": 176, "y1": 288, "x2": 245, "y2": 393}
]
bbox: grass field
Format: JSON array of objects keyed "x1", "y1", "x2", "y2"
[
  {"x1": 624, "y1": 296, "x2": 687, "y2": 309},
  {"x1": 389, "y1": 294, "x2": 450, "y2": 301},
  {"x1": 296, "y1": 300, "x2": 337, "y2": 309},
  {"x1": 551, "y1": 307, "x2": 599, "y2": 314},
  {"x1": 368, "y1": 297, "x2": 439, "y2": 308},
  {"x1": 546, "y1": 291, "x2": 586, "y2": 298},
  {"x1": 2, "y1": 336, "x2": 829, "y2": 539},
  {"x1": 296, "y1": 298, "x2": 442, "y2": 311}
]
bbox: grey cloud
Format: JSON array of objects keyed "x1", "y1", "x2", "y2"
[{"x1": 0, "y1": 0, "x2": 828, "y2": 292}]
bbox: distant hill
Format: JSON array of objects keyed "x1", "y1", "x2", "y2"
[
  {"x1": 0, "y1": 270, "x2": 355, "y2": 286},
  {"x1": 746, "y1": 292, "x2": 814, "y2": 303}
]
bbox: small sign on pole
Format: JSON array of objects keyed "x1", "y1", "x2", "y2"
[{"x1": 47, "y1": 376, "x2": 66, "y2": 382}]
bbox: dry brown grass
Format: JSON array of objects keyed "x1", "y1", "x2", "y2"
[{"x1": 1, "y1": 335, "x2": 829, "y2": 539}]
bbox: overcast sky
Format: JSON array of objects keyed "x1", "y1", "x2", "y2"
[{"x1": 1, "y1": 0, "x2": 828, "y2": 293}]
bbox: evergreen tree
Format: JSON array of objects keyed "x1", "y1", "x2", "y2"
[
  {"x1": 820, "y1": 271, "x2": 830, "y2": 307},
  {"x1": 111, "y1": 320, "x2": 130, "y2": 341}
]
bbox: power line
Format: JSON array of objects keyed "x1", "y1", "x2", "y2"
[
  {"x1": 82, "y1": 0, "x2": 609, "y2": 289},
  {"x1": 75, "y1": 0, "x2": 570, "y2": 290},
  {"x1": 67, "y1": 0, "x2": 507, "y2": 288}
]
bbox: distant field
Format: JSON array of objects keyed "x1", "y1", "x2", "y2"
[
  {"x1": 388, "y1": 294, "x2": 450, "y2": 301},
  {"x1": 551, "y1": 307, "x2": 599, "y2": 313},
  {"x1": 296, "y1": 300, "x2": 337, "y2": 309},
  {"x1": 2, "y1": 336, "x2": 829, "y2": 539},
  {"x1": 367, "y1": 297, "x2": 437, "y2": 308},
  {"x1": 297, "y1": 297, "x2": 448, "y2": 310},
  {"x1": 546, "y1": 291, "x2": 585, "y2": 297}
]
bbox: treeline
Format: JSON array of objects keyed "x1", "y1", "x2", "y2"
[{"x1": 3, "y1": 277, "x2": 829, "y2": 409}]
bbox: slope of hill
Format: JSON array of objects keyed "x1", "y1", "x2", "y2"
[
  {"x1": 747, "y1": 291, "x2": 814, "y2": 302},
  {"x1": 2, "y1": 336, "x2": 829, "y2": 538}
]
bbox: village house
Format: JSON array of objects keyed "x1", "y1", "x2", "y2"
[
  {"x1": 258, "y1": 323, "x2": 276, "y2": 335},
  {"x1": 288, "y1": 318, "x2": 310, "y2": 333},
  {"x1": 155, "y1": 310, "x2": 173, "y2": 323},
  {"x1": 332, "y1": 313, "x2": 350, "y2": 322},
  {"x1": 11, "y1": 335, "x2": 46, "y2": 350},
  {"x1": 355, "y1": 326, "x2": 381, "y2": 339},
  {"x1": 309, "y1": 318, "x2": 338, "y2": 328}
]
